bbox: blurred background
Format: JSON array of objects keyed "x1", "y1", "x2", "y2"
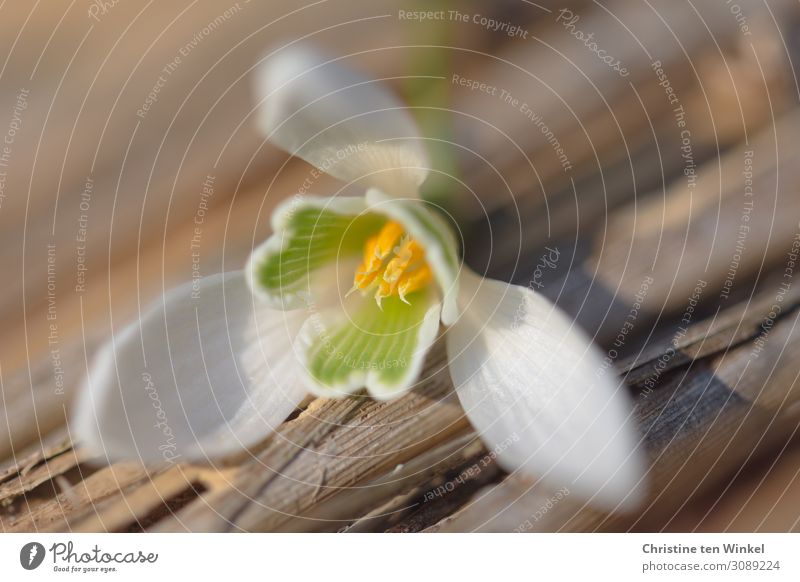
[{"x1": 2, "y1": 0, "x2": 800, "y2": 532}]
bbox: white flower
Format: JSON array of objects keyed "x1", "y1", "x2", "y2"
[{"x1": 72, "y1": 46, "x2": 645, "y2": 511}]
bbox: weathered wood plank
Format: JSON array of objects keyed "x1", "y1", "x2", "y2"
[
  {"x1": 147, "y1": 346, "x2": 471, "y2": 532},
  {"x1": 5, "y1": 463, "x2": 150, "y2": 533},
  {"x1": 456, "y1": 0, "x2": 798, "y2": 233},
  {"x1": 533, "y1": 107, "x2": 800, "y2": 348}
]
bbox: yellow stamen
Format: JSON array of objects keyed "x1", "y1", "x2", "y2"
[
  {"x1": 397, "y1": 264, "x2": 433, "y2": 304},
  {"x1": 352, "y1": 221, "x2": 404, "y2": 291},
  {"x1": 352, "y1": 221, "x2": 433, "y2": 306},
  {"x1": 383, "y1": 239, "x2": 423, "y2": 287}
]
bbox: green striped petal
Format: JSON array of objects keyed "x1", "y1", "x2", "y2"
[
  {"x1": 247, "y1": 196, "x2": 385, "y2": 309},
  {"x1": 296, "y1": 291, "x2": 441, "y2": 399}
]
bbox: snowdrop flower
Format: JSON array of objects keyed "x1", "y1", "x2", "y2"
[{"x1": 73, "y1": 46, "x2": 645, "y2": 510}]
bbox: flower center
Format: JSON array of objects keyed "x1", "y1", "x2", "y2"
[{"x1": 351, "y1": 220, "x2": 433, "y2": 307}]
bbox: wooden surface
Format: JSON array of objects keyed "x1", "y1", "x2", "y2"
[{"x1": 2, "y1": 0, "x2": 800, "y2": 532}]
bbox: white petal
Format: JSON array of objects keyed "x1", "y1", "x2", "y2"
[
  {"x1": 254, "y1": 44, "x2": 428, "y2": 197},
  {"x1": 446, "y1": 269, "x2": 646, "y2": 511},
  {"x1": 71, "y1": 272, "x2": 308, "y2": 463}
]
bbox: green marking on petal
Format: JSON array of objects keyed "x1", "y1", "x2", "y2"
[
  {"x1": 302, "y1": 290, "x2": 441, "y2": 397},
  {"x1": 252, "y1": 202, "x2": 385, "y2": 306}
]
